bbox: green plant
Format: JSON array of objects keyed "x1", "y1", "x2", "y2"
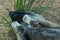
[
  {"x1": 0, "y1": 15, "x2": 17, "y2": 39},
  {"x1": 14, "y1": 0, "x2": 52, "y2": 13},
  {"x1": 1, "y1": 0, "x2": 53, "y2": 13}
]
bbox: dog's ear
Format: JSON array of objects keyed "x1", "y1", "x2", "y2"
[
  {"x1": 9, "y1": 11, "x2": 26, "y2": 23},
  {"x1": 9, "y1": 11, "x2": 15, "y2": 21},
  {"x1": 9, "y1": 11, "x2": 20, "y2": 21}
]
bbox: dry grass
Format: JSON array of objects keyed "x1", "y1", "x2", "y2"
[{"x1": 0, "y1": 0, "x2": 60, "y2": 40}]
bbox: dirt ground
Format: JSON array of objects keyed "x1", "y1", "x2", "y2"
[{"x1": 0, "y1": 0, "x2": 60, "y2": 40}]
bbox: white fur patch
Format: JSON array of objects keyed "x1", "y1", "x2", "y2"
[
  {"x1": 23, "y1": 15, "x2": 36, "y2": 24},
  {"x1": 11, "y1": 21, "x2": 21, "y2": 28}
]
